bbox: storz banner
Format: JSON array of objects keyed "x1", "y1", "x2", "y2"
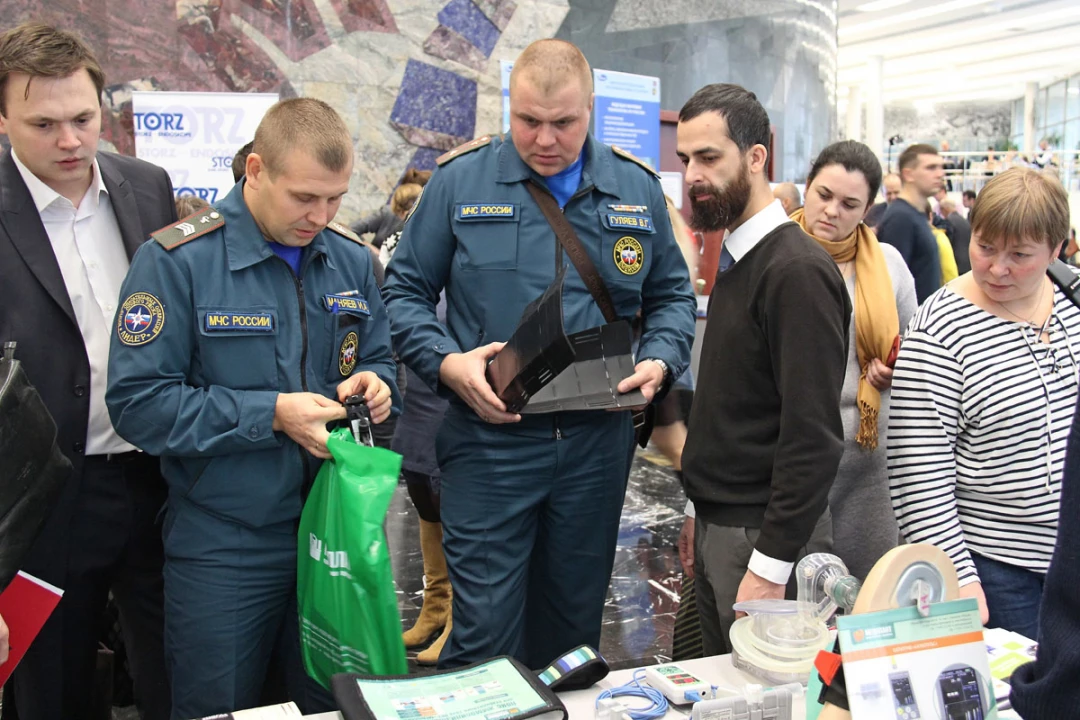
[
  {"x1": 131, "y1": 91, "x2": 279, "y2": 205},
  {"x1": 592, "y1": 69, "x2": 660, "y2": 170}
]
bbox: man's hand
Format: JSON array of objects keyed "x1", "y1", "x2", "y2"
[
  {"x1": 337, "y1": 371, "x2": 393, "y2": 424},
  {"x1": 272, "y1": 392, "x2": 346, "y2": 459},
  {"x1": 959, "y1": 581, "x2": 990, "y2": 625},
  {"x1": 678, "y1": 516, "x2": 695, "y2": 578},
  {"x1": 734, "y1": 568, "x2": 785, "y2": 618},
  {"x1": 439, "y1": 343, "x2": 520, "y2": 424},
  {"x1": 616, "y1": 359, "x2": 666, "y2": 407},
  {"x1": 866, "y1": 357, "x2": 894, "y2": 391}
]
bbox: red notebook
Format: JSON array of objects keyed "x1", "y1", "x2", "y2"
[{"x1": 0, "y1": 571, "x2": 63, "y2": 684}]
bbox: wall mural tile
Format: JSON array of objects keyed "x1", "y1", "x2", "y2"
[
  {"x1": 437, "y1": 0, "x2": 501, "y2": 56},
  {"x1": 327, "y1": 0, "x2": 399, "y2": 33},
  {"x1": 390, "y1": 58, "x2": 478, "y2": 150},
  {"x1": 473, "y1": 0, "x2": 518, "y2": 31}
]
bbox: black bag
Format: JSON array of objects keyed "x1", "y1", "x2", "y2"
[
  {"x1": 0, "y1": 343, "x2": 72, "y2": 591},
  {"x1": 524, "y1": 182, "x2": 657, "y2": 447}
]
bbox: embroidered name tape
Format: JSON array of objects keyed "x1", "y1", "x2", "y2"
[
  {"x1": 204, "y1": 312, "x2": 276, "y2": 332},
  {"x1": 603, "y1": 213, "x2": 654, "y2": 232},
  {"x1": 324, "y1": 294, "x2": 371, "y2": 315},
  {"x1": 457, "y1": 204, "x2": 518, "y2": 220}
]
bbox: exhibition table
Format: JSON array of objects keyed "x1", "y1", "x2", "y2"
[{"x1": 302, "y1": 651, "x2": 1025, "y2": 719}]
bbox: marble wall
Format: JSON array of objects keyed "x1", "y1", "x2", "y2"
[
  {"x1": 1, "y1": 0, "x2": 837, "y2": 219},
  {"x1": 557, "y1": 0, "x2": 838, "y2": 182}
]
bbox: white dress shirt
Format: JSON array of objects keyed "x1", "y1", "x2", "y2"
[
  {"x1": 686, "y1": 199, "x2": 797, "y2": 586},
  {"x1": 12, "y1": 150, "x2": 136, "y2": 455}
]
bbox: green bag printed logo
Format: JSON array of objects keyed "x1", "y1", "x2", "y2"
[{"x1": 308, "y1": 533, "x2": 352, "y2": 578}]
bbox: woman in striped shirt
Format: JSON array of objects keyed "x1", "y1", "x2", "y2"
[{"x1": 888, "y1": 168, "x2": 1077, "y2": 639}]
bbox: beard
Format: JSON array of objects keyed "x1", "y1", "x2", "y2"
[{"x1": 688, "y1": 161, "x2": 752, "y2": 232}]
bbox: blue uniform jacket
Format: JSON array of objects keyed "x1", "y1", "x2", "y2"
[
  {"x1": 106, "y1": 184, "x2": 399, "y2": 529},
  {"x1": 383, "y1": 134, "x2": 696, "y2": 431}
]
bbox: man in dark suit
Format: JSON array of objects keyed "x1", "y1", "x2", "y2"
[
  {"x1": 941, "y1": 198, "x2": 971, "y2": 275},
  {"x1": 0, "y1": 23, "x2": 175, "y2": 720}
]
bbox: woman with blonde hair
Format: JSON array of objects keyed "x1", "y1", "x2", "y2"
[{"x1": 889, "y1": 167, "x2": 1078, "y2": 638}]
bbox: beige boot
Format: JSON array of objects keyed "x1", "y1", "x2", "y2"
[
  {"x1": 402, "y1": 520, "x2": 451, "y2": 648},
  {"x1": 416, "y1": 614, "x2": 451, "y2": 665}
]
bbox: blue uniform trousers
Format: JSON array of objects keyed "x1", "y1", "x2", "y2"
[
  {"x1": 162, "y1": 497, "x2": 335, "y2": 719},
  {"x1": 435, "y1": 409, "x2": 634, "y2": 669}
]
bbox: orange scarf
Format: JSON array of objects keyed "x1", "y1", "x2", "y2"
[{"x1": 790, "y1": 209, "x2": 899, "y2": 450}]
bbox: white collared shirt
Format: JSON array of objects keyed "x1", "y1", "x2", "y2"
[
  {"x1": 686, "y1": 198, "x2": 799, "y2": 587},
  {"x1": 724, "y1": 199, "x2": 791, "y2": 264},
  {"x1": 12, "y1": 150, "x2": 135, "y2": 455}
]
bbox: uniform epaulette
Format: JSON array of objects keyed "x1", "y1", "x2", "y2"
[
  {"x1": 152, "y1": 207, "x2": 223, "y2": 250},
  {"x1": 611, "y1": 145, "x2": 661, "y2": 178},
  {"x1": 327, "y1": 221, "x2": 363, "y2": 244},
  {"x1": 437, "y1": 135, "x2": 492, "y2": 166}
]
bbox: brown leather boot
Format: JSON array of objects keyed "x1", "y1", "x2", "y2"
[
  {"x1": 402, "y1": 519, "x2": 451, "y2": 648},
  {"x1": 416, "y1": 614, "x2": 451, "y2": 666}
]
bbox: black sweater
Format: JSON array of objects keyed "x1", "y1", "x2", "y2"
[
  {"x1": 682, "y1": 222, "x2": 850, "y2": 563},
  {"x1": 1009, "y1": 392, "x2": 1080, "y2": 717}
]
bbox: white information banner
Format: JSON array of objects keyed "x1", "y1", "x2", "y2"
[{"x1": 132, "y1": 91, "x2": 279, "y2": 205}]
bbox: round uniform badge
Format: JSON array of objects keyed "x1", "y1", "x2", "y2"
[
  {"x1": 613, "y1": 236, "x2": 644, "y2": 275},
  {"x1": 339, "y1": 331, "x2": 359, "y2": 376},
  {"x1": 116, "y1": 292, "x2": 165, "y2": 346}
]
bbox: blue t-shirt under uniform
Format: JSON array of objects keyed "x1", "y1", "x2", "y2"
[
  {"x1": 544, "y1": 150, "x2": 585, "y2": 209},
  {"x1": 268, "y1": 241, "x2": 303, "y2": 275}
]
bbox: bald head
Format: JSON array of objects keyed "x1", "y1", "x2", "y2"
[
  {"x1": 509, "y1": 39, "x2": 592, "y2": 99},
  {"x1": 882, "y1": 173, "x2": 901, "y2": 203},
  {"x1": 773, "y1": 182, "x2": 801, "y2": 215}
]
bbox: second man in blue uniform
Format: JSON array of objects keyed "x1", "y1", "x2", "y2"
[{"x1": 384, "y1": 39, "x2": 696, "y2": 669}]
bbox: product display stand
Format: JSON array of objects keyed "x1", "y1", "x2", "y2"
[{"x1": 817, "y1": 544, "x2": 962, "y2": 720}]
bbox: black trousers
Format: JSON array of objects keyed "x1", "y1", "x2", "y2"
[{"x1": 5, "y1": 452, "x2": 169, "y2": 720}]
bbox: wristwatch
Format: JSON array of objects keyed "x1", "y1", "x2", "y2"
[{"x1": 644, "y1": 357, "x2": 669, "y2": 382}]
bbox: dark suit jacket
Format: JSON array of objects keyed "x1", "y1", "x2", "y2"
[
  {"x1": 947, "y1": 211, "x2": 972, "y2": 275},
  {"x1": 0, "y1": 150, "x2": 176, "y2": 586}
]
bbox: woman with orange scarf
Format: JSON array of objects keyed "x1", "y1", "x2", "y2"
[{"x1": 790, "y1": 141, "x2": 918, "y2": 580}]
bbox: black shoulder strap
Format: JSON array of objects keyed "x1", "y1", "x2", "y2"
[{"x1": 524, "y1": 180, "x2": 618, "y2": 324}]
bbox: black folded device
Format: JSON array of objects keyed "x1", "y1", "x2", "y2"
[{"x1": 0, "y1": 346, "x2": 72, "y2": 592}]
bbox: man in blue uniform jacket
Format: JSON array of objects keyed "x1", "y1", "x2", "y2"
[
  {"x1": 383, "y1": 39, "x2": 696, "y2": 669},
  {"x1": 107, "y1": 98, "x2": 398, "y2": 718}
]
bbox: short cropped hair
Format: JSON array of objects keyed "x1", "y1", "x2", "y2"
[
  {"x1": 898, "y1": 143, "x2": 938, "y2": 173},
  {"x1": 969, "y1": 167, "x2": 1070, "y2": 251},
  {"x1": 962, "y1": 189, "x2": 977, "y2": 202},
  {"x1": 390, "y1": 183, "x2": 422, "y2": 217},
  {"x1": 252, "y1": 98, "x2": 352, "y2": 176},
  {"x1": 773, "y1": 182, "x2": 801, "y2": 209},
  {"x1": 232, "y1": 140, "x2": 253, "y2": 183},
  {"x1": 807, "y1": 140, "x2": 883, "y2": 206},
  {"x1": 510, "y1": 39, "x2": 592, "y2": 97},
  {"x1": 678, "y1": 84, "x2": 770, "y2": 154},
  {"x1": 0, "y1": 23, "x2": 105, "y2": 117}
]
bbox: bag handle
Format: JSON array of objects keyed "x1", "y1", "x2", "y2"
[{"x1": 525, "y1": 181, "x2": 619, "y2": 324}]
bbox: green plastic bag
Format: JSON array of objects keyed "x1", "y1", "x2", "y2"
[{"x1": 298, "y1": 427, "x2": 407, "y2": 688}]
